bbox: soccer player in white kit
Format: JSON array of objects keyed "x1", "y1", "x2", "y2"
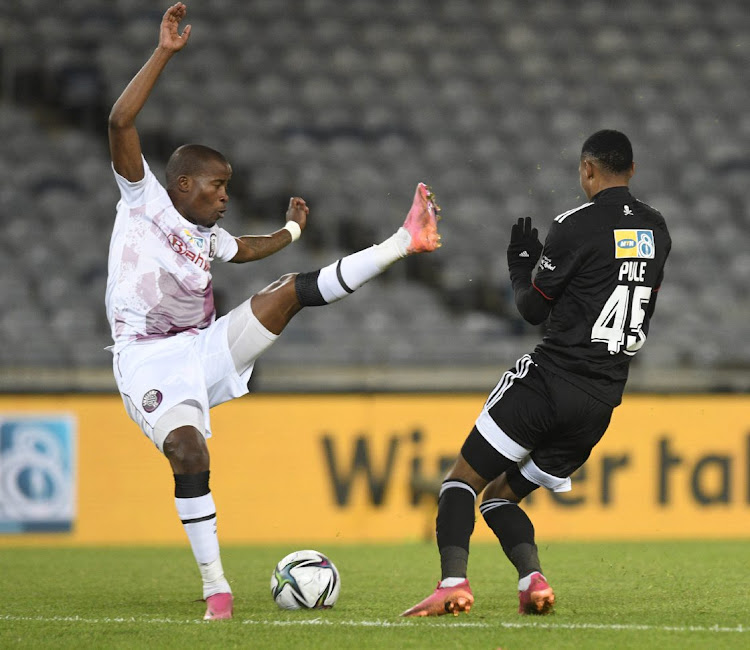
[{"x1": 106, "y1": 3, "x2": 441, "y2": 620}]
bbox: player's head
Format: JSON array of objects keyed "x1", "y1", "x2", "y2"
[
  {"x1": 166, "y1": 144, "x2": 232, "y2": 228},
  {"x1": 579, "y1": 130, "x2": 635, "y2": 199}
]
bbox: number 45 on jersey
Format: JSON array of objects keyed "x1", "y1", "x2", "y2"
[{"x1": 592, "y1": 284, "x2": 652, "y2": 355}]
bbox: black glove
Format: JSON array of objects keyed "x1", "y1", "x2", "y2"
[{"x1": 507, "y1": 217, "x2": 543, "y2": 278}]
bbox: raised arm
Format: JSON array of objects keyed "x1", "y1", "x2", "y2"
[
  {"x1": 230, "y1": 197, "x2": 309, "y2": 263},
  {"x1": 108, "y1": 3, "x2": 192, "y2": 181},
  {"x1": 507, "y1": 217, "x2": 551, "y2": 325}
]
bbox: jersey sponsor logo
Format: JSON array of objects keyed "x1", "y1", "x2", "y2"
[
  {"x1": 167, "y1": 233, "x2": 210, "y2": 270},
  {"x1": 182, "y1": 229, "x2": 205, "y2": 251},
  {"x1": 613, "y1": 229, "x2": 655, "y2": 259},
  {"x1": 168, "y1": 233, "x2": 186, "y2": 254},
  {"x1": 142, "y1": 389, "x2": 163, "y2": 413}
]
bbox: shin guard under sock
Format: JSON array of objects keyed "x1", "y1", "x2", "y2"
[
  {"x1": 479, "y1": 498, "x2": 541, "y2": 578},
  {"x1": 436, "y1": 480, "x2": 477, "y2": 579}
]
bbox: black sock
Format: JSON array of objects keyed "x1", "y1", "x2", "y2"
[
  {"x1": 294, "y1": 271, "x2": 327, "y2": 306},
  {"x1": 436, "y1": 480, "x2": 477, "y2": 579},
  {"x1": 174, "y1": 470, "x2": 210, "y2": 497},
  {"x1": 479, "y1": 498, "x2": 541, "y2": 579}
]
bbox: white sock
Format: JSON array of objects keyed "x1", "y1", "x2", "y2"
[
  {"x1": 518, "y1": 572, "x2": 543, "y2": 591},
  {"x1": 175, "y1": 493, "x2": 231, "y2": 598},
  {"x1": 316, "y1": 229, "x2": 410, "y2": 303},
  {"x1": 439, "y1": 577, "x2": 467, "y2": 588},
  {"x1": 200, "y1": 556, "x2": 231, "y2": 599},
  {"x1": 381, "y1": 227, "x2": 411, "y2": 261}
]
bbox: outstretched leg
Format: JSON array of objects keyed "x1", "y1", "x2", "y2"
[{"x1": 233, "y1": 183, "x2": 441, "y2": 351}]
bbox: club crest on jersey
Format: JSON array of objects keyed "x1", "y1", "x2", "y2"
[
  {"x1": 613, "y1": 229, "x2": 655, "y2": 259},
  {"x1": 209, "y1": 233, "x2": 217, "y2": 258},
  {"x1": 142, "y1": 389, "x2": 163, "y2": 413}
]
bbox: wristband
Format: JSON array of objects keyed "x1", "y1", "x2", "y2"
[{"x1": 283, "y1": 221, "x2": 301, "y2": 242}]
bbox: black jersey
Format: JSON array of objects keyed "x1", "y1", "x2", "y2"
[{"x1": 530, "y1": 186, "x2": 671, "y2": 406}]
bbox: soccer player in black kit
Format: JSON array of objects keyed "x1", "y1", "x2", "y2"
[{"x1": 402, "y1": 130, "x2": 671, "y2": 617}]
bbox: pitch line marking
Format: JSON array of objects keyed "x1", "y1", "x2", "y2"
[{"x1": 0, "y1": 614, "x2": 747, "y2": 634}]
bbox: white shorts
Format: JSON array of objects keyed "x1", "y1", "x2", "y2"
[{"x1": 113, "y1": 300, "x2": 277, "y2": 451}]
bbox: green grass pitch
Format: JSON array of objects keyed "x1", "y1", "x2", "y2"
[{"x1": 0, "y1": 540, "x2": 748, "y2": 649}]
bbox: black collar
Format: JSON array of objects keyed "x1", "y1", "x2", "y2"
[{"x1": 592, "y1": 186, "x2": 631, "y2": 201}]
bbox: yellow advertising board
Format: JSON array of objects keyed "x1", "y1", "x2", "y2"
[{"x1": 0, "y1": 394, "x2": 748, "y2": 545}]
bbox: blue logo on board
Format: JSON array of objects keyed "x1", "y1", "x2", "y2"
[{"x1": 0, "y1": 416, "x2": 76, "y2": 533}]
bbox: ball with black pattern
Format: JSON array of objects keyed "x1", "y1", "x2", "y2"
[{"x1": 270, "y1": 549, "x2": 341, "y2": 610}]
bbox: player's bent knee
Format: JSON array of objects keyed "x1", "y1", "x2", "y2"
[
  {"x1": 482, "y1": 472, "x2": 522, "y2": 503},
  {"x1": 255, "y1": 273, "x2": 298, "y2": 298},
  {"x1": 163, "y1": 426, "x2": 210, "y2": 473},
  {"x1": 250, "y1": 273, "x2": 303, "y2": 334}
]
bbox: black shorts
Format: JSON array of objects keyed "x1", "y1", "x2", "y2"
[{"x1": 466, "y1": 354, "x2": 613, "y2": 482}]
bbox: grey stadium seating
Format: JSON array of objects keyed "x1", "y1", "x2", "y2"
[{"x1": 0, "y1": 0, "x2": 748, "y2": 390}]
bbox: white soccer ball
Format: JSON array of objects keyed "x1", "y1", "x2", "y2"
[{"x1": 270, "y1": 549, "x2": 341, "y2": 610}]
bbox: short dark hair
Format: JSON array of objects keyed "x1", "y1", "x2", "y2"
[
  {"x1": 580, "y1": 130, "x2": 633, "y2": 174},
  {"x1": 165, "y1": 144, "x2": 228, "y2": 188}
]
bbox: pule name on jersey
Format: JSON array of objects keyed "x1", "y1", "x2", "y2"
[{"x1": 618, "y1": 260, "x2": 647, "y2": 283}]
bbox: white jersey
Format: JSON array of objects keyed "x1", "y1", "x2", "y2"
[{"x1": 105, "y1": 157, "x2": 239, "y2": 353}]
